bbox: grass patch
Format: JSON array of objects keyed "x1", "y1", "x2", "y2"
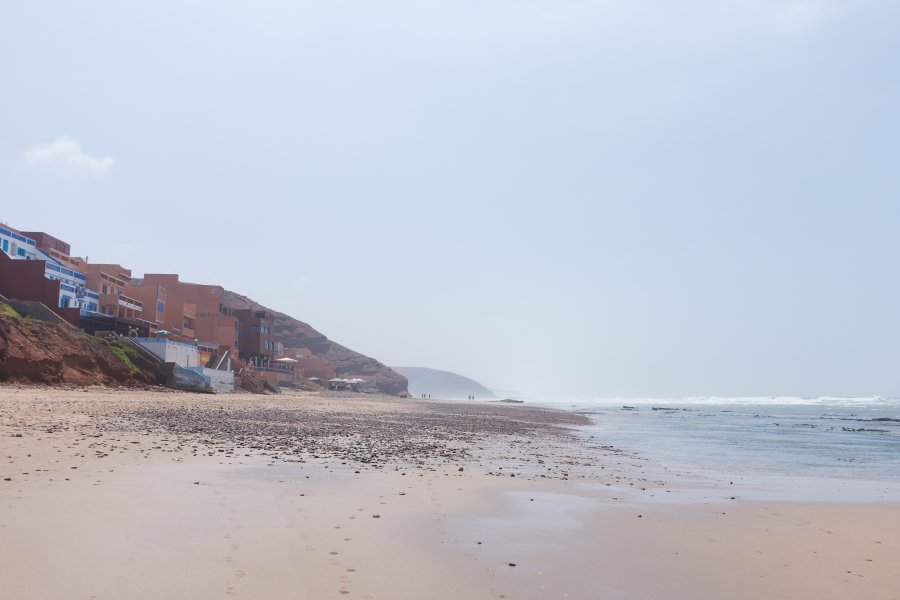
[
  {"x1": 107, "y1": 339, "x2": 141, "y2": 374},
  {"x1": 1, "y1": 302, "x2": 21, "y2": 318}
]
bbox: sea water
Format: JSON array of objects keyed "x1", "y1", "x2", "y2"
[{"x1": 561, "y1": 397, "x2": 900, "y2": 488}]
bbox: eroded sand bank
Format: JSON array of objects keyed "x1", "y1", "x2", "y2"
[{"x1": 1, "y1": 387, "x2": 898, "y2": 599}]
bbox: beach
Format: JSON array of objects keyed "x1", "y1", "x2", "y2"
[{"x1": 2, "y1": 387, "x2": 898, "y2": 599}]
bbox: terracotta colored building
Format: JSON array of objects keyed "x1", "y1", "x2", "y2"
[
  {"x1": 20, "y1": 231, "x2": 71, "y2": 256},
  {"x1": 280, "y1": 346, "x2": 337, "y2": 380},
  {"x1": 128, "y1": 274, "x2": 238, "y2": 351},
  {"x1": 78, "y1": 263, "x2": 144, "y2": 321}
]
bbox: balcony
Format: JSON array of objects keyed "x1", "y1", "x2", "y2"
[
  {"x1": 100, "y1": 293, "x2": 143, "y2": 317},
  {"x1": 181, "y1": 327, "x2": 196, "y2": 339},
  {"x1": 118, "y1": 294, "x2": 143, "y2": 312},
  {"x1": 183, "y1": 306, "x2": 197, "y2": 319}
]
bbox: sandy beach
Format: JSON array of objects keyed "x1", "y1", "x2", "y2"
[{"x1": 2, "y1": 387, "x2": 898, "y2": 600}]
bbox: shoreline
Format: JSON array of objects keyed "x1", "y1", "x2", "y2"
[{"x1": 2, "y1": 387, "x2": 899, "y2": 599}]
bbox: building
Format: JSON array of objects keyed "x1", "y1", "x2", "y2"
[
  {"x1": 0, "y1": 252, "x2": 82, "y2": 326},
  {"x1": 20, "y1": 231, "x2": 71, "y2": 256},
  {"x1": 128, "y1": 274, "x2": 238, "y2": 352},
  {"x1": 0, "y1": 225, "x2": 38, "y2": 260},
  {"x1": 78, "y1": 263, "x2": 143, "y2": 321},
  {"x1": 0, "y1": 226, "x2": 99, "y2": 317},
  {"x1": 133, "y1": 337, "x2": 234, "y2": 393},
  {"x1": 36, "y1": 249, "x2": 100, "y2": 313},
  {"x1": 232, "y1": 308, "x2": 276, "y2": 365},
  {"x1": 280, "y1": 346, "x2": 337, "y2": 380}
]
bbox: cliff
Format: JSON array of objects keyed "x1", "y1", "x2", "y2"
[
  {"x1": 222, "y1": 291, "x2": 408, "y2": 395},
  {"x1": 392, "y1": 366, "x2": 497, "y2": 400},
  {"x1": 0, "y1": 305, "x2": 164, "y2": 387}
]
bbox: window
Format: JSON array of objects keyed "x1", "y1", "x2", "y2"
[{"x1": 157, "y1": 300, "x2": 165, "y2": 315}]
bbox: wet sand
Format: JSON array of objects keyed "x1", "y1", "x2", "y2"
[{"x1": 1, "y1": 387, "x2": 898, "y2": 599}]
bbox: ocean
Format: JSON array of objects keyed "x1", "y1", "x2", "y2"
[{"x1": 552, "y1": 397, "x2": 900, "y2": 493}]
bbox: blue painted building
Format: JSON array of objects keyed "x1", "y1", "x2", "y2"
[
  {"x1": 36, "y1": 250, "x2": 100, "y2": 314},
  {"x1": 0, "y1": 225, "x2": 99, "y2": 313},
  {"x1": 0, "y1": 225, "x2": 38, "y2": 260}
]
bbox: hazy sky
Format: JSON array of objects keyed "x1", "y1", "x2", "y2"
[{"x1": 2, "y1": 1, "x2": 898, "y2": 398}]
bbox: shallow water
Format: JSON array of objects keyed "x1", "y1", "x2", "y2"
[{"x1": 568, "y1": 398, "x2": 900, "y2": 482}]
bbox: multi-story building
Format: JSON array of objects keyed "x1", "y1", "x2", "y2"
[
  {"x1": 0, "y1": 225, "x2": 38, "y2": 260},
  {"x1": 20, "y1": 231, "x2": 71, "y2": 256},
  {"x1": 0, "y1": 226, "x2": 99, "y2": 324},
  {"x1": 128, "y1": 274, "x2": 238, "y2": 352},
  {"x1": 0, "y1": 225, "x2": 98, "y2": 314},
  {"x1": 36, "y1": 249, "x2": 99, "y2": 313},
  {"x1": 78, "y1": 263, "x2": 143, "y2": 321},
  {"x1": 232, "y1": 308, "x2": 276, "y2": 364},
  {"x1": 280, "y1": 346, "x2": 337, "y2": 380}
]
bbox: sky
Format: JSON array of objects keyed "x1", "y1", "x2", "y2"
[{"x1": 1, "y1": 1, "x2": 898, "y2": 399}]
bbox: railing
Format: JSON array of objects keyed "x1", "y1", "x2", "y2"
[
  {"x1": 248, "y1": 364, "x2": 295, "y2": 374},
  {"x1": 118, "y1": 294, "x2": 143, "y2": 310}
]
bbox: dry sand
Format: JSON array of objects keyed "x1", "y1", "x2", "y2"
[{"x1": 1, "y1": 387, "x2": 898, "y2": 599}]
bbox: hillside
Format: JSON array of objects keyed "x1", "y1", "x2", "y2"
[
  {"x1": 392, "y1": 367, "x2": 496, "y2": 400},
  {"x1": 0, "y1": 305, "x2": 164, "y2": 387},
  {"x1": 222, "y1": 290, "x2": 408, "y2": 395}
]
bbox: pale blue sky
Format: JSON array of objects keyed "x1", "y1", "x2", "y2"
[{"x1": 1, "y1": 1, "x2": 898, "y2": 398}]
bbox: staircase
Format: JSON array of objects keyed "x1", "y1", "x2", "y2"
[{"x1": 239, "y1": 370, "x2": 266, "y2": 394}]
